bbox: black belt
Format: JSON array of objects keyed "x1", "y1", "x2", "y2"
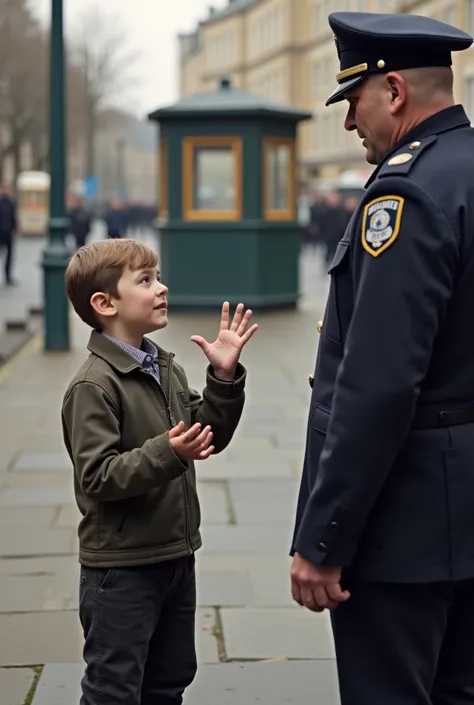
[{"x1": 412, "y1": 402, "x2": 474, "y2": 429}]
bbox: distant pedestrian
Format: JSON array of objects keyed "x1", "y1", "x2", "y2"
[
  {"x1": 0, "y1": 184, "x2": 17, "y2": 286},
  {"x1": 68, "y1": 196, "x2": 92, "y2": 250},
  {"x1": 104, "y1": 198, "x2": 126, "y2": 239}
]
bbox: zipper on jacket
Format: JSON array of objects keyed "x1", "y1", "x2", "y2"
[{"x1": 141, "y1": 352, "x2": 193, "y2": 554}]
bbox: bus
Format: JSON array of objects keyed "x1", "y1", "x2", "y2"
[{"x1": 16, "y1": 170, "x2": 50, "y2": 237}]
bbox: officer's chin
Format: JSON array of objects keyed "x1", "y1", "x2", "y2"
[{"x1": 364, "y1": 145, "x2": 379, "y2": 166}]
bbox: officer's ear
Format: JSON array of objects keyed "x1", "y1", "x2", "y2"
[{"x1": 385, "y1": 72, "x2": 407, "y2": 114}]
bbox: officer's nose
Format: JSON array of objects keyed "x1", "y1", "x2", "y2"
[{"x1": 344, "y1": 112, "x2": 357, "y2": 132}]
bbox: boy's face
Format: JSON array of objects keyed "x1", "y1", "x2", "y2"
[
  {"x1": 115, "y1": 265, "x2": 169, "y2": 334},
  {"x1": 93, "y1": 265, "x2": 169, "y2": 339}
]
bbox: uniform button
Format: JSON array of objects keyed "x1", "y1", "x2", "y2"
[
  {"x1": 317, "y1": 320, "x2": 323, "y2": 333},
  {"x1": 330, "y1": 521, "x2": 339, "y2": 531},
  {"x1": 308, "y1": 375, "x2": 314, "y2": 388},
  {"x1": 318, "y1": 542, "x2": 327, "y2": 551},
  {"x1": 145, "y1": 356, "x2": 152, "y2": 363}
]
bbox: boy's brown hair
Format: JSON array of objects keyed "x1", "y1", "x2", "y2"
[{"x1": 65, "y1": 239, "x2": 158, "y2": 329}]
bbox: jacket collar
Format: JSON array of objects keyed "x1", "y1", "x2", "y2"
[
  {"x1": 365, "y1": 105, "x2": 471, "y2": 189},
  {"x1": 87, "y1": 330, "x2": 173, "y2": 375}
]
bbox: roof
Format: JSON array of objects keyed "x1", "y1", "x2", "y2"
[
  {"x1": 148, "y1": 77, "x2": 312, "y2": 122},
  {"x1": 203, "y1": 0, "x2": 258, "y2": 25}
]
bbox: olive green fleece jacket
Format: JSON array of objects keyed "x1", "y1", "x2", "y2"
[{"x1": 62, "y1": 330, "x2": 246, "y2": 567}]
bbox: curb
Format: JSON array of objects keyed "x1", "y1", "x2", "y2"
[{"x1": 0, "y1": 307, "x2": 42, "y2": 367}]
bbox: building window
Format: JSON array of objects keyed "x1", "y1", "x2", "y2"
[
  {"x1": 312, "y1": 116, "x2": 320, "y2": 151},
  {"x1": 263, "y1": 137, "x2": 296, "y2": 220},
  {"x1": 182, "y1": 136, "x2": 242, "y2": 221},
  {"x1": 468, "y1": 0, "x2": 474, "y2": 34},
  {"x1": 311, "y1": 61, "x2": 320, "y2": 98},
  {"x1": 314, "y1": 0, "x2": 325, "y2": 36}
]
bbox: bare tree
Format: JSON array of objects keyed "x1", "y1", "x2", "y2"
[
  {"x1": 0, "y1": 0, "x2": 47, "y2": 183},
  {"x1": 70, "y1": 5, "x2": 137, "y2": 178}
]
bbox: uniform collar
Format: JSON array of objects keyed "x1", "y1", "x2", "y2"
[
  {"x1": 87, "y1": 329, "x2": 172, "y2": 374},
  {"x1": 365, "y1": 105, "x2": 470, "y2": 189}
]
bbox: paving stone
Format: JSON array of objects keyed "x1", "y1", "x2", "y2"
[
  {"x1": 271, "y1": 435, "x2": 307, "y2": 450},
  {"x1": 184, "y1": 662, "x2": 340, "y2": 704},
  {"x1": 220, "y1": 608, "x2": 335, "y2": 660},
  {"x1": 33, "y1": 660, "x2": 340, "y2": 705},
  {"x1": 0, "y1": 555, "x2": 78, "y2": 577},
  {"x1": 1, "y1": 473, "x2": 75, "y2": 489},
  {"x1": 0, "y1": 607, "x2": 217, "y2": 671},
  {"x1": 197, "y1": 570, "x2": 253, "y2": 607},
  {"x1": 196, "y1": 552, "x2": 291, "y2": 574},
  {"x1": 196, "y1": 608, "x2": 220, "y2": 664},
  {"x1": 0, "y1": 528, "x2": 76, "y2": 558},
  {"x1": 12, "y1": 452, "x2": 71, "y2": 473},
  {"x1": 54, "y1": 505, "x2": 81, "y2": 528},
  {"x1": 0, "y1": 485, "x2": 75, "y2": 508},
  {"x1": 241, "y1": 405, "x2": 286, "y2": 422},
  {"x1": 196, "y1": 482, "x2": 229, "y2": 525},
  {"x1": 31, "y1": 663, "x2": 82, "y2": 705},
  {"x1": 248, "y1": 567, "x2": 297, "y2": 607},
  {"x1": 228, "y1": 479, "x2": 300, "y2": 525},
  {"x1": 200, "y1": 525, "x2": 293, "y2": 554},
  {"x1": 0, "y1": 574, "x2": 75, "y2": 613},
  {"x1": 225, "y1": 437, "x2": 276, "y2": 459},
  {"x1": 0, "y1": 507, "x2": 56, "y2": 528},
  {"x1": 196, "y1": 457, "x2": 296, "y2": 480},
  {"x1": 0, "y1": 666, "x2": 36, "y2": 705},
  {"x1": 0, "y1": 611, "x2": 83, "y2": 665}
]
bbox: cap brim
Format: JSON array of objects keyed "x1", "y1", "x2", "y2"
[{"x1": 325, "y1": 75, "x2": 366, "y2": 106}]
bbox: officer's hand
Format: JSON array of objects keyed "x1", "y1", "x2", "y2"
[{"x1": 290, "y1": 552, "x2": 350, "y2": 612}]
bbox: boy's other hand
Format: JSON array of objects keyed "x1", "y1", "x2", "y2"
[
  {"x1": 169, "y1": 421, "x2": 214, "y2": 461},
  {"x1": 190, "y1": 302, "x2": 258, "y2": 380}
]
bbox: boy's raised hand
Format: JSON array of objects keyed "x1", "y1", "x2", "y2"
[
  {"x1": 190, "y1": 302, "x2": 258, "y2": 381},
  {"x1": 169, "y1": 421, "x2": 214, "y2": 461}
]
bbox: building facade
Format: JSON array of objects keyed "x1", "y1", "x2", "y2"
[{"x1": 179, "y1": 0, "x2": 474, "y2": 184}]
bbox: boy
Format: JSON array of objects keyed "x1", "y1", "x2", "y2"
[{"x1": 62, "y1": 239, "x2": 258, "y2": 705}]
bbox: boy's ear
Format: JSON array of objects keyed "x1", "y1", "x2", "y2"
[{"x1": 90, "y1": 292, "x2": 117, "y2": 319}]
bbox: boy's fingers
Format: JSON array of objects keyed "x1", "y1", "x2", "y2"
[
  {"x1": 188, "y1": 426, "x2": 212, "y2": 448},
  {"x1": 241, "y1": 324, "x2": 259, "y2": 344},
  {"x1": 197, "y1": 445, "x2": 215, "y2": 460},
  {"x1": 199, "y1": 432, "x2": 213, "y2": 449},
  {"x1": 169, "y1": 421, "x2": 185, "y2": 438},
  {"x1": 182, "y1": 423, "x2": 201, "y2": 441}
]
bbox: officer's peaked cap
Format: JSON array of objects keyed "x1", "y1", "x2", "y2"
[{"x1": 326, "y1": 12, "x2": 473, "y2": 106}]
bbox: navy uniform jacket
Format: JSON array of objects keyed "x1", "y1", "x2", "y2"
[{"x1": 291, "y1": 105, "x2": 474, "y2": 583}]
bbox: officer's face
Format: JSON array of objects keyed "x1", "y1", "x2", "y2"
[{"x1": 344, "y1": 77, "x2": 394, "y2": 165}]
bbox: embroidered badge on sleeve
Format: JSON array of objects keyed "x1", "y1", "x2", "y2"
[{"x1": 361, "y1": 195, "x2": 405, "y2": 257}]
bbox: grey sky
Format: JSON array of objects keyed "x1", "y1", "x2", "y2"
[{"x1": 33, "y1": 0, "x2": 226, "y2": 117}]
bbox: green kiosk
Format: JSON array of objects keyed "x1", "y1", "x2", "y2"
[{"x1": 148, "y1": 77, "x2": 312, "y2": 311}]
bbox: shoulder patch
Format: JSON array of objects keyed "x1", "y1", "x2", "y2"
[
  {"x1": 387, "y1": 153, "x2": 412, "y2": 166},
  {"x1": 377, "y1": 135, "x2": 437, "y2": 179},
  {"x1": 361, "y1": 195, "x2": 404, "y2": 257}
]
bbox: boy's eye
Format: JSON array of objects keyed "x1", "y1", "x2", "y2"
[{"x1": 140, "y1": 276, "x2": 150, "y2": 284}]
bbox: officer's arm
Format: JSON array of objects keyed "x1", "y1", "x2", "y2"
[{"x1": 293, "y1": 179, "x2": 459, "y2": 567}]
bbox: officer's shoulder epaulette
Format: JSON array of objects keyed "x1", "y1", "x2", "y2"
[{"x1": 377, "y1": 135, "x2": 438, "y2": 179}]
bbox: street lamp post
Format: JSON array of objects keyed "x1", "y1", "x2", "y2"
[{"x1": 42, "y1": 0, "x2": 70, "y2": 351}]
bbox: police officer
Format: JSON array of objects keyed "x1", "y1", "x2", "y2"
[{"x1": 290, "y1": 12, "x2": 474, "y2": 705}]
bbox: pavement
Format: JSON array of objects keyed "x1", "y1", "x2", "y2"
[{"x1": 0, "y1": 233, "x2": 336, "y2": 704}]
